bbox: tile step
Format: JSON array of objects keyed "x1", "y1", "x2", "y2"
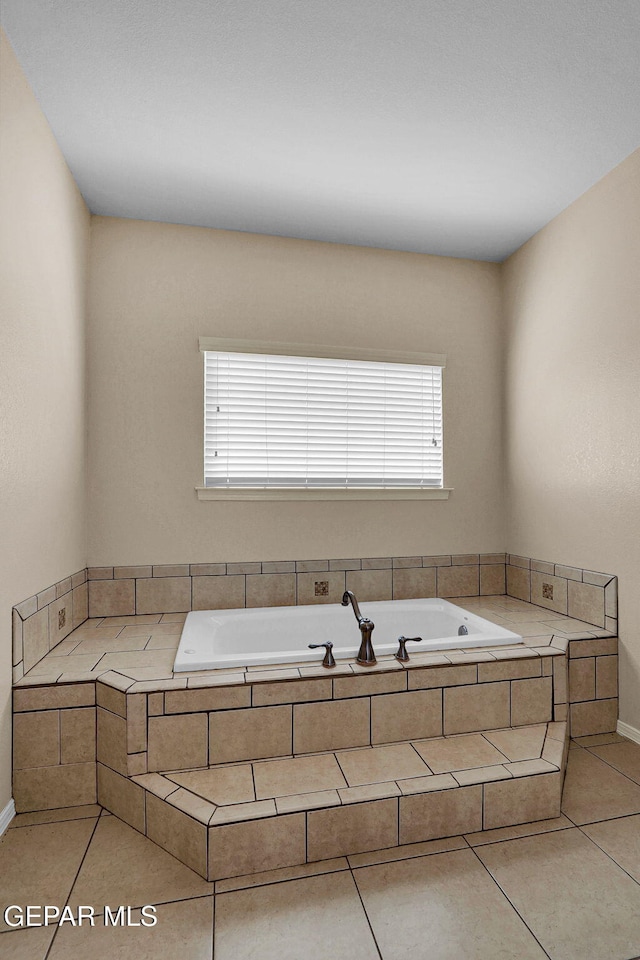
[{"x1": 99, "y1": 721, "x2": 569, "y2": 881}]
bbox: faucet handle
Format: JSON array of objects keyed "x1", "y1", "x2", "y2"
[
  {"x1": 308, "y1": 641, "x2": 336, "y2": 668},
  {"x1": 395, "y1": 636, "x2": 423, "y2": 663}
]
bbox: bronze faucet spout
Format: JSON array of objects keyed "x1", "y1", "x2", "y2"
[
  {"x1": 342, "y1": 590, "x2": 363, "y2": 622},
  {"x1": 342, "y1": 591, "x2": 376, "y2": 666}
]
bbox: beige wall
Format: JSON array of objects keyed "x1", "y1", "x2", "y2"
[
  {"x1": 87, "y1": 218, "x2": 505, "y2": 565},
  {"x1": 503, "y1": 148, "x2": 640, "y2": 730},
  {"x1": 0, "y1": 32, "x2": 90, "y2": 809}
]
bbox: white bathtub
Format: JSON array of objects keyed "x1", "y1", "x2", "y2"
[{"x1": 174, "y1": 598, "x2": 522, "y2": 671}]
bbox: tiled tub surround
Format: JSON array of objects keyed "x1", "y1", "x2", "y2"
[
  {"x1": 13, "y1": 636, "x2": 568, "y2": 880},
  {"x1": 505, "y1": 554, "x2": 618, "y2": 634},
  {"x1": 11, "y1": 568, "x2": 88, "y2": 683},
  {"x1": 10, "y1": 584, "x2": 617, "y2": 880},
  {"x1": 12, "y1": 553, "x2": 617, "y2": 674},
  {"x1": 83, "y1": 554, "x2": 511, "y2": 619}
]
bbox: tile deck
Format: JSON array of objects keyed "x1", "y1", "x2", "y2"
[{"x1": 14, "y1": 594, "x2": 611, "y2": 689}]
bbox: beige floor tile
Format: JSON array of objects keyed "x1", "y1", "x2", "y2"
[
  {"x1": 9, "y1": 804, "x2": 103, "y2": 828},
  {"x1": 215, "y1": 856, "x2": 348, "y2": 893},
  {"x1": 561, "y1": 747, "x2": 640, "y2": 824},
  {"x1": 336, "y1": 743, "x2": 429, "y2": 786},
  {"x1": 412, "y1": 733, "x2": 507, "y2": 773},
  {"x1": 67, "y1": 814, "x2": 211, "y2": 909},
  {"x1": 476, "y1": 829, "x2": 640, "y2": 960},
  {"x1": 354, "y1": 847, "x2": 547, "y2": 959},
  {"x1": 581, "y1": 814, "x2": 640, "y2": 883},
  {"x1": 465, "y1": 814, "x2": 574, "y2": 846},
  {"x1": 574, "y1": 732, "x2": 626, "y2": 747},
  {"x1": 482, "y1": 724, "x2": 546, "y2": 761},
  {"x1": 167, "y1": 765, "x2": 255, "y2": 805},
  {"x1": 0, "y1": 820, "x2": 96, "y2": 931},
  {"x1": 49, "y1": 898, "x2": 213, "y2": 960},
  {"x1": 215, "y1": 871, "x2": 379, "y2": 960},
  {"x1": 253, "y1": 753, "x2": 347, "y2": 798},
  {"x1": 588, "y1": 739, "x2": 640, "y2": 784},
  {"x1": 0, "y1": 926, "x2": 56, "y2": 960},
  {"x1": 348, "y1": 835, "x2": 466, "y2": 868}
]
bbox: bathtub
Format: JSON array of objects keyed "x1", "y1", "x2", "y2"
[{"x1": 174, "y1": 598, "x2": 522, "y2": 671}]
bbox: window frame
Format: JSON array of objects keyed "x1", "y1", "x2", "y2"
[{"x1": 196, "y1": 337, "x2": 451, "y2": 501}]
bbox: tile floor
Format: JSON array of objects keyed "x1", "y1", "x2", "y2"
[{"x1": 2, "y1": 731, "x2": 640, "y2": 959}]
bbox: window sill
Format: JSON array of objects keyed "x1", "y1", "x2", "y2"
[{"x1": 196, "y1": 487, "x2": 452, "y2": 501}]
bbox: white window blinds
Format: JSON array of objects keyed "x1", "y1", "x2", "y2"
[{"x1": 204, "y1": 350, "x2": 443, "y2": 489}]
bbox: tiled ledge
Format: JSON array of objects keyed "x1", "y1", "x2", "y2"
[
  {"x1": 505, "y1": 554, "x2": 617, "y2": 634},
  {"x1": 12, "y1": 567, "x2": 88, "y2": 682},
  {"x1": 112, "y1": 721, "x2": 569, "y2": 880},
  {"x1": 84, "y1": 553, "x2": 509, "y2": 620}
]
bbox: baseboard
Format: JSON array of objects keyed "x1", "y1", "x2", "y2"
[
  {"x1": 617, "y1": 719, "x2": 640, "y2": 746},
  {"x1": 0, "y1": 797, "x2": 16, "y2": 836}
]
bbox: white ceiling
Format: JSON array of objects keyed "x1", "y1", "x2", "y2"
[{"x1": 2, "y1": 0, "x2": 639, "y2": 261}]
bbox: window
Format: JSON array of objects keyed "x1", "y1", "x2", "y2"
[{"x1": 197, "y1": 338, "x2": 448, "y2": 500}]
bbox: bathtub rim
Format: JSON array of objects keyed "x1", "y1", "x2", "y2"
[{"x1": 174, "y1": 597, "x2": 523, "y2": 672}]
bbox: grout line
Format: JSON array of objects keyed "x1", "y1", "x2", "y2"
[
  {"x1": 579, "y1": 747, "x2": 640, "y2": 787},
  {"x1": 44, "y1": 813, "x2": 102, "y2": 960},
  {"x1": 349, "y1": 868, "x2": 385, "y2": 960},
  {"x1": 468, "y1": 844, "x2": 554, "y2": 960},
  {"x1": 249, "y1": 762, "x2": 257, "y2": 803},
  {"x1": 211, "y1": 884, "x2": 216, "y2": 960},
  {"x1": 575, "y1": 824, "x2": 640, "y2": 890},
  {"x1": 567, "y1": 808, "x2": 640, "y2": 827}
]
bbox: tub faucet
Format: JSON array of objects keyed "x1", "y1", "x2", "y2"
[{"x1": 341, "y1": 590, "x2": 376, "y2": 666}]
